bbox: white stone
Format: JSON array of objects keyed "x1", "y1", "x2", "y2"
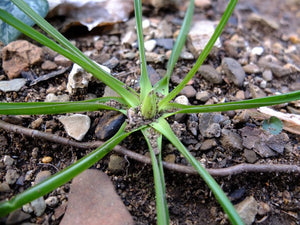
[
  {"x1": 144, "y1": 39, "x2": 157, "y2": 52},
  {"x1": 67, "y1": 63, "x2": 110, "y2": 93},
  {"x1": 59, "y1": 114, "x2": 91, "y2": 141},
  {"x1": 187, "y1": 21, "x2": 221, "y2": 58},
  {"x1": 174, "y1": 95, "x2": 189, "y2": 105},
  {"x1": 45, "y1": 93, "x2": 70, "y2": 102},
  {"x1": 0, "y1": 78, "x2": 26, "y2": 92},
  {"x1": 251, "y1": 46, "x2": 264, "y2": 56},
  {"x1": 31, "y1": 197, "x2": 46, "y2": 216}
]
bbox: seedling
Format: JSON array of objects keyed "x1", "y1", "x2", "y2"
[{"x1": 0, "y1": 0, "x2": 299, "y2": 224}]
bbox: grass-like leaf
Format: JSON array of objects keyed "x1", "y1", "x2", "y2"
[
  {"x1": 0, "y1": 122, "x2": 134, "y2": 217},
  {"x1": 143, "y1": 128, "x2": 169, "y2": 224},
  {"x1": 152, "y1": 118, "x2": 244, "y2": 225},
  {"x1": 134, "y1": 0, "x2": 152, "y2": 101},
  {"x1": 158, "y1": 0, "x2": 238, "y2": 110},
  {"x1": 154, "y1": 0, "x2": 195, "y2": 95},
  {"x1": 163, "y1": 90, "x2": 300, "y2": 116}
]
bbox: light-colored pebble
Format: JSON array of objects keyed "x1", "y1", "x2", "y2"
[
  {"x1": 0, "y1": 79, "x2": 26, "y2": 92},
  {"x1": 59, "y1": 114, "x2": 91, "y2": 141}
]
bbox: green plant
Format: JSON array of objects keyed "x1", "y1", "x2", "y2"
[{"x1": 0, "y1": 0, "x2": 299, "y2": 224}]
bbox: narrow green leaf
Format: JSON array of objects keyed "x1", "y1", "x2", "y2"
[
  {"x1": 134, "y1": 0, "x2": 152, "y2": 101},
  {"x1": 142, "y1": 128, "x2": 169, "y2": 225},
  {"x1": 0, "y1": 101, "x2": 119, "y2": 115},
  {"x1": 154, "y1": 0, "x2": 194, "y2": 95},
  {"x1": 0, "y1": 122, "x2": 133, "y2": 217},
  {"x1": 162, "y1": 90, "x2": 300, "y2": 117},
  {"x1": 158, "y1": 0, "x2": 238, "y2": 110},
  {"x1": 262, "y1": 116, "x2": 283, "y2": 135},
  {"x1": 152, "y1": 118, "x2": 244, "y2": 225}
]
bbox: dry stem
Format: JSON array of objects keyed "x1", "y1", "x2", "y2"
[{"x1": 0, "y1": 119, "x2": 299, "y2": 177}]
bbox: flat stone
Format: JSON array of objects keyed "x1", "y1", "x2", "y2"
[
  {"x1": 2, "y1": 40, "x2": 44, "y2": 79},
  {"x1": 243, "y1": 64, "x2": 260, "y2": 74},
  {"x1": 60, "y1": 169, "x2": 134, "y2": 225},
  {"x1": 41, "y1": 60, "x2": 57, "y2": 70},
  {"x1": 103, "y1": 57, "x2": 120, "y2": 70},
  {"x1": 3, "y1": 155, "x2": 14, "y2": 166},
  {"x1": 5, "y1": 169, "x2": 19, "y2": 185},
  {"x1": 6, "y1": 209, "x2": 31, "y2": 225},
  {"x1": 121, "y1": 30, "x2": 137, "y2": 45},
  {"x1": 198, "y1": 65, "x2": 223, "y2": 84},
  {"x1": 249, "y1": 84, "x2": 266, "y2": 98},
  {"x1": 108, "y1": 154, "x2": 126, "y2": 173},
  {"x1": 262, "y1": 70, "x2": 273, "y2": 81},
  {"x1": 196, "y1": 91, "x2": 210, "y2": 102},
  {"x1": 180, "y1": 51, "x2": 194, "y2": 60},
  {"x1": 220, "y1": 129, "x2": 243, "y2": 151},
  {"x1": 0, "y1": 78, "x2": 26, "y2": 92},
  {"x1": 235, "y1": 196, "x2": 258, "y2": 225},
  {"x1": 34, "y1": 170, "x2": 52, "y2": 185},
  {"x1": 145, "y1": 52, "x2": 165, "y2": 63},
  {"x1": 45, "y1": 93, "x2": 70, "y2": 102},
  {"x1": 204, "y1": 123, "x2": 221, "y2": 138},
  {"x1": 187, "y1": 21, "x2": 221, "y2": 58},
  {"x1": 244, "y1": 149, "x2": 258, "y2": 163},
  {"x1": 0, "y1": 182, "x2": 11, "y2": 192},
  {"x1": 54, "y1": 54, "x2": 73, "y2": 67},
  {"x1": 222, "y1": 57, "x2": 245, "y2": 87},
  {"x1": 155, "y1": 38, "x2": 174, "y2": 50},
  {"x1": 179, "y1": 85, "x2": 197, "y2": 98},
  {"x1": 200, "y1": 139, "x2": 217, "y2": 151},
  {"x1": 59, "y1": 114, "x2": 91, "y2": 141},
  {"x1": 103, "y1": 86, "x2": 120, "y2": 97}
]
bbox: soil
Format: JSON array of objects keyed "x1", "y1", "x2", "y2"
[{"x1": 0, "y1": 0, "x2": 300, "y2": 224}]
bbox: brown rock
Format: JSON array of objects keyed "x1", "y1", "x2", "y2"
[
  {"x1": 60, "y1": 169, "x2": 133, "y2": 225},
  {"x1": 2, "y1": 40, "x2": 44, "y2": 79},
  {"x1": 41, "y1": 60, "x2": 57, "y2": 70}
]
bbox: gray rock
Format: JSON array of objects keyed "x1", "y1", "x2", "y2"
[
  {"x1": 59, "y1": 114, "x2": 91, "y2": 141},
  {"x1": 6, "y1": 209, "x2": 31, "y2": 225},
  {"x1": 243, "y1": 64, "x2": 260, "y2": 74},
  {"x1": 235, "y1": 196, "x2": 258, "y2": 225},
  {"x1": 204, "y1": 123, "x2": 221, "y2": 138},
  {"x1": 249, "y1": 84, "x2": 266, "y2": 98},
  {"x1": 155, "y1": 38, "x2": 174, "y2": 50},
  {"x1": 196, "y1": 91, "x2": 210, "y2": 102},
  {"x1": 5, "y1": 169, "x2": 19, "y2": 184},
  {"x1": 248, "y1": 13, "x2": 279, "y2": 30},
  {"x1": 180, "y1": 51, "x2": 194, "y2": 60},
  {"x1": 121, "y1": 30, "x2": 137, "y2": 45},
  {"x1": 31, "y1": 197, "x2": 46, "y2": 216},
  {"x1": 0, "y1": 182, "x2": 11, "y2": 192},
  {"x1": 198, "y1": 65, "x2": 223, "y2": 84},
  {"x1": 200, "y1": 139, "x2": 217, "y2": 151},
  {"x1": 262, "y1": 70, "x2": 273, "y2": 81},
  {"x1": 187, "y1": 21, "x2": 221, "y2": 58},
  {"x1": 0, "y1": 78, "x2": 26, "y2": 92},
  {"x1": 198, "y1": 113, "x2": 225, "y2": 137},
  {"x1": 103, "y1": 57, "x2": 120, "y2": 69},
  {"x1": 220, "y1": 129, "x2": 243, "y2": 151},
  {"x1": 179, "y1": 86, "x2": 197, "y2": 98},
  {"x1": 45, "y1": 93, "x2": 70, "y2": 102},
  {"x1": 222, "y1": 57, "x2": 245, "y2": 87},
  {"x1": 60, "y1": 169, "x2": 134, "y2": 225},
  {"x1": 3, "y1": 155, "x2": 14, "y2": 166},
  {"x1": 244, "y1": 149, "x2": 258, "y2": 163},
  {"x1": 34, "y1": 170, "x2": 52, "y2": 185},
  {"x1": 103, "y1": 86, "x2": 120, "y2": 97}
]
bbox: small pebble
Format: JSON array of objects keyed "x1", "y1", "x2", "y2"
[
  {"x1": 262, "y1": 70, "x2": 273, "y2": 81},
  {"x1": 164, "y1": 154, "x2": 176, "y2": 163},
  {"x1": 144, "y1": 39, "x2": 157, "y2": 52},
  {"x1": 45, "y1": 196, "x2": 59, "y2": 207},
  {"x1": 5, "y1": 169, "x2": 19, "y2": 185},
  {"x1": 200, "y1": 139, "x2": 217, "y2": 151},
  {"x1": 174, "y1": 95, "x2": 189, "y2": 105},
  {"x1": 179, "y1": 86, "x2": 197, "y2": 98},
  {"x1": 198, "y1": 65, "x2": 223, "y2": 84},
  {"x1": 3, "y1": 155, "x2": 14, "y2": 166},
  {"x1": 108, "y1": 154, "x2": 126, "y2": 173},
  {"x1": 0, "y1": 182, "x2": 11, "y2": 192},
  {"x1": 196, "y1": 91, "x2": 210, "y2": 102},
  {"x1": 222, "y1": 57, "x2": 245, "y2": 87},
  {"x1": 34, "y1": 170, "x2": 52, "y2": 185},
  {"x1": 251, "y1": 46, "x2": 264, "y2": 56},
  {"x1": 42, "y1": 156, "x2": 53, "y2": 163}
]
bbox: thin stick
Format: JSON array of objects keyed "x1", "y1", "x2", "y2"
[{"x1": 0, "y1": 119, "x2": 299, "y2": 177}]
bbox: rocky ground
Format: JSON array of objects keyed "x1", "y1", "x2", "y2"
[{"x1": 0, "y1": 0, "x2": 300, "y2": 224}]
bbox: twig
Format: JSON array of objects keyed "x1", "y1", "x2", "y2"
[{"x1": 0, "y1": 119, "x2": 299, "y2": 177}]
